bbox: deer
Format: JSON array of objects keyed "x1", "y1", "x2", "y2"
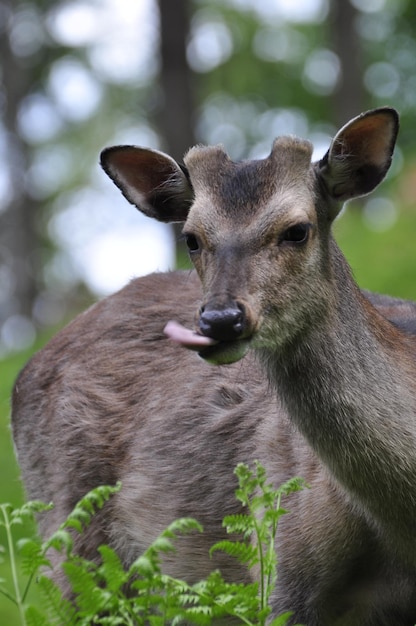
[{"x1": 11, "y1": 107, "x2": 416, "y2": 625}]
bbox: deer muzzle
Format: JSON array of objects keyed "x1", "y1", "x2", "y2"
[
  {"x1": 199, "y1": 304, "x2": 245, "y2": 341},
  {"x1": 164, "y1": 300, "x2": 252, "y2": 365}
]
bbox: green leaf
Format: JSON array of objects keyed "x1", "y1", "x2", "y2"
[
  {"x1": 97, "y1": 544, "x2": 127, "y2": 593},
  {"x1": 24, "y1": 604, "x2": 52, "y2": 626},
  {"x1": 268, "y1": 610, "x2": 295, "y2": 625},
  {"x1": 131, "y1": 553, "x2": 157, "y2": 578},
  {"x1": 45, "y1": 529, "x2": 74, "y2": 556},
  {"x1": 18, "y1": 537, "x2": 51, "y2": 577},
  {"x1": 221, "y1": 512, "x2": 254, "y2": 536},
  {"x1": 210, "y1": 539, "x2": 257, "y2": 565},
  {"x1": 35, "y1": 573, "x2": 76, "y2": 625}
]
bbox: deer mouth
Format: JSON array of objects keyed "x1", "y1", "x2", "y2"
[{"x1": 164, "y1": 320, "x2": 250, "y2": 365}]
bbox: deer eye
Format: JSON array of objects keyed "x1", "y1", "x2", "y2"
[
  {"x1": 185, "y1": 233, "x2": 200, "y2": 253},
  {"x1": 280, "y1": 223, "x2": 311, "y2": 246}
]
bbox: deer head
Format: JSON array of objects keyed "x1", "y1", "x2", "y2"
[{"x1": 101, "y1": 108, "x2": 399, "y2": 365}]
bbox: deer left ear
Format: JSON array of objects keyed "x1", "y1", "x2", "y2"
[{"x1": 317, "y1": 107, "x2": 399, "y2": 208}]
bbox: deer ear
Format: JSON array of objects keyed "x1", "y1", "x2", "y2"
[
  {"x1": 100, "y1": 146, "x2": 193, "y2": 223},
  {"x1": 317, "y1": 107, "x2": 399, "y2": 207}
]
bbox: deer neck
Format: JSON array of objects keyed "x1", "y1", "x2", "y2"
[{"x1": 258, "y1": 243, "x2": 416, "y2": 553}]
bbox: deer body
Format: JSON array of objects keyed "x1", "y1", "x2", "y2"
[{"x1": 12, "y1": 108, "x2": 416, "y2": 624}]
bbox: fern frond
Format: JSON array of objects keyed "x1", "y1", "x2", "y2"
[
  {"x1": 11, "y1": 501, "x2": 53, "y2": 526},
  {"x1": 35, "y1": 573, "x2": 76, "y2": 625},
  {"x1": 97, "y1": 544, "x2": 128, "y2": 594},
  {"x1": 130, "y1": 517, "x2": 202, "y2": 581},
  {"x1": 268, "y1": 610, "x2": 295, "y2": 625},
  {"x1": 62, "y1": 483, "x2": 121, "y2": 535},
  {"x1": 277, "y1": 476, "x2": 308, "y2": 496},
  {"x1": 147, "y1": 535, "x2": 176, "y2": 556},
  {"x1": 179, "y1": 603, "x2": 214, "y2": 625},
  {"x1": 130, "y1": 553, "x2": 160, "y2": 579},
  {"x1": 221, "y1": 512, "x2": 254, "y2": 536},
  {"x1": 210, "y1": 539, "x2": 257, "y2": 565},
  {"x1": 62, "y1": 559, "x2": 100, "y2": 614},
  {"x1": 163, "y1": 517, "x2": 203, "y2": 536},
  {"x1": 45, "y1": 529, "x2": 74, "y2": 557},
  {"x1": 188, "y1": 573, "x2": 260, "y2": 624},
  {"x1": 18, "y1": 538, "x2": 51, "y2": 577},
  {"x1": 24, "y1": 604, "x2": 53, "y2": 626}
]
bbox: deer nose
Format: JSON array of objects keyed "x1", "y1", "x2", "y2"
[{"x1": 199, "y1": 305, "x2": 245, "y2": 341}]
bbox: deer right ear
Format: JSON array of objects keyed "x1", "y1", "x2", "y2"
[
  {"x1": 100, "y1": 146, "x2": 194, "y2": 223},
  {"x1": 317, "y1": 107, "x2": 399, "y2": 209}
]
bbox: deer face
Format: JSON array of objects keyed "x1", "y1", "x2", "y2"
[
  {"x1": 101, "y1": 108, "x2": 399, "y2": 365},
  {"x1": 179, "y1": 138, "x2": 331, "y2": 364}
]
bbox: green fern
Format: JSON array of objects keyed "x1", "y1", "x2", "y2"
[
  {"x1": 210, "y1": 539, "x2": 257, "y2": 565},
  {"x1": 24, "y1": 604, "x2": 53, "y2": 626},
  {"x1": 0, "y1": 465, "x2": 305, "y2": 625},
  {"x1": 211, "y1": 462, "x2": 307, "y2": 623},
  {"x1": 32, "y1": 574, "x2": 75, "y2": 626}
]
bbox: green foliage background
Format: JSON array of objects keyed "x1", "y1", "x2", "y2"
[{"x1": 334, "y1": 208, "x2": 416, "y2": 299}]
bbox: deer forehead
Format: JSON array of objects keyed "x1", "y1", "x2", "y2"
[{"x1": 183, "y1": 136, "x2": 316, "y2": 237}]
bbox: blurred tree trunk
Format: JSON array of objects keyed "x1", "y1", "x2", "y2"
[
  {"x1": 330, "y1": 0, "x2": 365, "y2": 126},
  {"x1": 0, "y1": 1, "x2": 40, "y2": 327},
  {"x1": 157, "y1": 0, "x2": 195, "y2": 265},
  {"x1": 157, "y1": 0, "x2": 195, "y2": 162}
]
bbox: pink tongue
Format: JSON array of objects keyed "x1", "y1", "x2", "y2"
[{"x1": 163, "y1": 320, "x2": 217, "y2": 351}]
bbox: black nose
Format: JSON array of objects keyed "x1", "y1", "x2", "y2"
[{"x1": 199, "y1": 305, "x2": 245, "y2": 341}]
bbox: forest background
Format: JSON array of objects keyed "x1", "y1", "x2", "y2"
[{"x1": 1, "y1": 0, "x2": 416, "y2": 622}]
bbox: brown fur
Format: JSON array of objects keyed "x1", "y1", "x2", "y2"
[{"x1": 12, "y1": 108, "x2": 416, "y2": 625}]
